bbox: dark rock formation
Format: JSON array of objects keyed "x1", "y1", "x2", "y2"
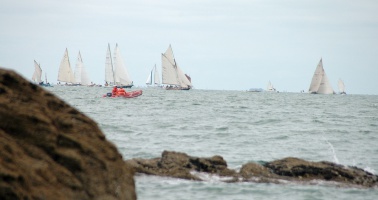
[
  {"x1": 127, "y1": 151, "x2": 378, "y2": 188},
  {"x1": 126, "y1": 151, "x2": 237, "y2": 181},
  {"x1": 263, "y1": 157, "x2": 378, "y2": 187},
  {"x1": 0, "y1": 69, "x2": 136, "y2": 200}
]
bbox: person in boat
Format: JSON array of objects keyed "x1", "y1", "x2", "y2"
[
  {"x1": 112, "y1": 86, "x2": 118, "y2": 96},
  {"x1": 118, "y1": 88, "x2": 126, "y2": 96}
]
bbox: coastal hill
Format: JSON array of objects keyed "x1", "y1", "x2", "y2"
[{"x1": 0, "y1": 68, "x2": 136, "y2": 200}]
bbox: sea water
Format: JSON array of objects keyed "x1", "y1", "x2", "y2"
[{"x1": 47, "y1": 86, "x2": 378, "y2": 200}]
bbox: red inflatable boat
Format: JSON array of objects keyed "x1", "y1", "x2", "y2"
[{"x1": 103, "y1": 89, "x2": 143, "y2": 98}]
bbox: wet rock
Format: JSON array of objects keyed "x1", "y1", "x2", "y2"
[
  {"x1": 126, "y1": 150, "x2": 237, "y2": 180},
  {"x1": 0, "y1": 69, "x2": 136, "y2": 200},
  {"x1": 264, "y1": 157, "x2": 378, "y2": 187},
  {"x1": 128, "y1": 151, "x2": 378, "y2": 188}
]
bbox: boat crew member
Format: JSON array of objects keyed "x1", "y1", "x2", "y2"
[{"x1": 112, "y1": 86, "x2": 118, "y2": 95}]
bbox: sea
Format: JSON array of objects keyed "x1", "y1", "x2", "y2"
[{"x1": 46, "y1": 86, "x2": 378, "y2": 200}]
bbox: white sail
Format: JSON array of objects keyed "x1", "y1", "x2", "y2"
[
  {"x1": 309, "y1": 59, "x2": 323, "y2": 93},
  {"x1": 317, "y1": 72, "x2": 334, "y2": 94},
  {"x1": 74, "y1": 52, "x2": 82, "y2": 84},
  {"x1": 75, "y1": 51, "x2": 91, "y2": 86},
  {"x1": 177, "y1": 64, "x2": 192, "y2": 87},
  {"x1": 154, "y1": 64, "x2": 161, "y2": 85},
  {"x1": 58, "y1": 48, "x2": 75, "y2": 83},
  {"x1": 161, "y1": 45, "x2": 192, "y2": 89},
  {"x1": 266, "y1": 81, "x2": 276, "y2": 92},
  {"x1": 146, "y1": 69, "x2": 152, "y2": 85},
  {"x1": 32, "y1": 60, "x2": 42, "y2": 83},
  {"x1": 308, "y1": 58, "x2": 334, "y2": 94},
  {"x1": 105, "y1": 43, "x2": 115, "y2": 85},
  {"x1": 338, "y1": 79, "x2": 346, "y2": 94},
  {"x1": 113, "y1": 44, "x2": 132, "y2": 86},
  {"x1": 162, "y1": 46, "x2": 179, "y2": 85}
]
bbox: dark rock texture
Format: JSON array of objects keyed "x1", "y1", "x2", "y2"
[
  {"x1": 263, "y1": 157, "x2": 378, "y2": 187},
  {"x1": 126, "y1": 151, "x2": 237, "y2": 181},
  {"x1": 127, "y1": 151, "x2": 378, "y2": 188},
  {"x1": 0, "y1": 69, "x2": 136, "y2": 200}
]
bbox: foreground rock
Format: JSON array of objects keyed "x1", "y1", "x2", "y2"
[
  {"x1": 126, "y1": 151, "x2": 378, "y2": 188},
  {"x1": 0, "y1": 69, "x2": 136, "y2": 200}
]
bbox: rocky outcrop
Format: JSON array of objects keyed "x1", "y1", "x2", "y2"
[
  {"x1": 0, "y1": 69, "x2": 136, "y2": 200},
  {"x1": 126, "y1": 151, "x2": 237, "y2": 181},
  {"x1": 127, "y1": 151, "x2": 378, "y2": 188},
  {"x1": 263, "y1": 157, "x2": 378, "y2": 187}
]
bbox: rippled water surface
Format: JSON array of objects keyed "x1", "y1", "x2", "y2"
[{"x1": 47, "y1": 86, "x2": 378, "y2": 200}]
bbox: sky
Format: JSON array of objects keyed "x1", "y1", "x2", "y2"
[{"x1": 1, "y1": 0, "x2": 378, "y2": 94}]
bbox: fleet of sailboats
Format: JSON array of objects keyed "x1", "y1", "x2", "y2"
[
  {"x1": 308, "y1": 58, "x2": 335, "y2": 94},
  {"x1": 161, "y1": 45, "x2": 192, "y2": 90},
  {"x1": 104, "y1": 43, "x2": 133, "y2": 88},
  {"x1": 34, "y1": 45, "x2": 351, "y2": 94}
]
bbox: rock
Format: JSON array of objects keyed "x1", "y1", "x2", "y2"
[
  {"x1": 264, "y1": 157, "x2": 378, "y2": 187},
  {"x1": 127, "y1": 151, "x2": 378, "y2": 188},
  {"x1": 0, "y1": 69, "x2": 136, "y2": 200},
  {"x1": 126, "y1": 150, "x2": 237, "y2": 180}
]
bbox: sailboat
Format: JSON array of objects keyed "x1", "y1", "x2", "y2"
[
  {"x1": 308, "y1": 58, "x2": 334, "y2": 94},
  {"x1": 104, "y1": 43, "x2": 133, "y2": 88},
  {"x1": 266, "y1": 81, "x2": 277, "y2": 92},
  {"x1": 104, "y1": 44, "x2": 115, "y2": 87},
  {"x1": 74, "y1": 51, "x2": 92, "y2": 86},
  {"x1": 161, "y1": 45, "x2": 192, "y2": 90},
  {"x1": 32, "y1": 60, "x2": 52, "y2": 87},
  {"x1": 57, "y1": 48, "x2": 78, "y2": 86},
  {"x1": 145, "y1": 64, "x2": 161, "y2": 87},
  {"x1": 338, "y1": 79, "x2": 346, "y2": 95}
]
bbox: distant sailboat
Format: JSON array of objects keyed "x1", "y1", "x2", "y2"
[
  {"x1": 57, "y1": 48, "x2": 77, "y2": 85},
  {"x1": 146, "y1": 64, "x2": 161, "y2": 87},
  {"x1": 104, "y1": 43, "x2": 133, "y2": 88},
  {"x1": 32, "y1": 60, "x2": 52, "y2": 87},
  {"x1": 105, "y1": 44, "x2": 115, "y2": 87},
  {"x1": 74, "y1": 51, "x2": 92, "y2": 86},
  {"x1": 32, "y1": 60, "x2": 42, "y2": 84},
  {"x1": 338, "y1": 79, "x2": 346, "y2": 95},
  {"x1": 266, "y1": 81, "x2": 277, "y2": 92},
  {"x1": 308, "y1": 58, "x2": 334, "y2": 94},
  {"x1": 161, "y1": 45, "x2": 192, "y2": 90}
]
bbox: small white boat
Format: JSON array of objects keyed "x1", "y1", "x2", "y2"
[
  {"x1": 338, "y1": 79, "x2": 346, "y2": 95},
  {"x1": 146, "y1": 64, "x2": 161, "y2": 87},
  {"x1": 266, "y1": 81, "x2": 277, "y2": 92}
]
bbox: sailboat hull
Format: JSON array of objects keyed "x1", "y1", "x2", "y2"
[
  {"x1": 165, "y1": 86, "x2": 191, "y2": 90},
  {"x1": 117, "y1": 85, "x2": 133, "y2": 88}
]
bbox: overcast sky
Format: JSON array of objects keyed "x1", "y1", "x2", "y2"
[{"x1": 1, "y1": 0, "x2": 377, "y2": 94}]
